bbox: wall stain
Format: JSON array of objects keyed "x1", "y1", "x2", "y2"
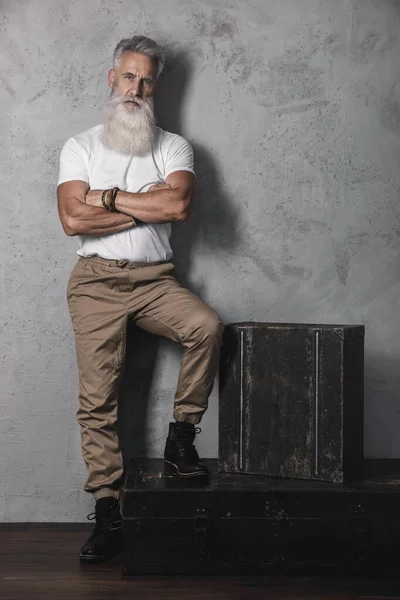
[
  {"x1": 360, "y1": 31, "x2": 380, "y2": 54},
  {"x1": 332, "y1": 239, "x2": 350, "y2": 285},
  {"x1": 52, "y1": 64, "x2": 90, "y2": 108},
  {"x1": 253, "y1": 258, "x2": 281, "y2": 284},
  {"x1": 212, "y1": 18, "x2": 238, "y2": 40},
  {"x1": 27, "y1": 89, "x2": 47, "y2": 104},
  {"x1": 282, "y1": 264, "x2": 312, "y2": 281},
  {"x1": 271, "y1": 99, "x2": 330, "y2": 116},
  {"x1": 380, "y1": 82, "x2": 400, "y2": 133},
  {"x1": 353, "y1": 30, "x2": 397, "y2": 63},
  {"x1": 0, "y1": 77, "x2": 15, "y2": 98},
  {"x1": 237, "y1": 204, "x2": 325, "y2": 285},
  {"x1": 267, "y1": 47, "x2": 325, "y2": 107},
  {"x1": 192, "y1": 8, "x2": 269, "y2": 86}
]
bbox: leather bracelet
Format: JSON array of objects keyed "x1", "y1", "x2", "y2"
[
  {"x1": 109, "y1": 187, "x2": 119, "y2": 212},
  {"x1": 105, "y1": 188, "x2": 113, "y2": 209},
  {"x1": 101, "y1": 190, "x2": 109, "y2": 210}
]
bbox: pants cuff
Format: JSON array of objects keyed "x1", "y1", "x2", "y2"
[
  {"x1": 173, "y1": 409, "x2": 203, "y2": 425},
  {"x1": 93, "y1": 488, "x2": 121, "y2": 501}
]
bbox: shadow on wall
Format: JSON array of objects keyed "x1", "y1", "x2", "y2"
[
  {"x1": 118, "y1": 49, "x2": 240, "y2": 466},
  {"x1": 155, "y1": 48, "x2": 240, "y2": 293},
  {"x1": 118, "y1": 324, "x2": 161, "y2": 461}
]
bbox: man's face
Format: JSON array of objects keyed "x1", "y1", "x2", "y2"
[
  {"x1": 108, "y1": 51, "x2": 157, "y2": 101},
  {"x1": 103, "y1": 51, "x2": 157, "y2": 155}
]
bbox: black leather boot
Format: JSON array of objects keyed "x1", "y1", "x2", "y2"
[
  {"x1": 80, "y1": 497, "x2": 124, "y2": 562},
  {"x1": 164, "y1": 422, "x2": 209, "y2": 478}
]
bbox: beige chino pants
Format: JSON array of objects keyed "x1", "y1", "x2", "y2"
[{"x1": 67, "y1": 256, "x2": 223, "y2": 500}]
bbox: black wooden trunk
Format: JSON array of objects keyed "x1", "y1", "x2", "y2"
[
  {"x1": 122, "y1": 458, "x2": 399, "y2": 576},
  {"x1": 218, "y1": 322, "x2": 365, "y2": 482}
]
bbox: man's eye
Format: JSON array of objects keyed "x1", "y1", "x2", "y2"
[
  {"x1": 144, "y1": 80, "x2": 153, "y2": 86},
  {"x1": 125, "y1": 75, "x2": 134, "y2": 80}
]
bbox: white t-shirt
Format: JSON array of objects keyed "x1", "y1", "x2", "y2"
[{"x1": 57, "y1": 124, "x2": 195, "y2": 262}]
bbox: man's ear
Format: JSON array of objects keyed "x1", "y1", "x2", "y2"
[{"x1": 108, "y1": 69, "x2": 115, "y2": 89}]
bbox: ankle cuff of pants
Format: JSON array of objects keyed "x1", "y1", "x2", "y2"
[
  {"x1": 173, "y1": 409, "x2": 202, "y2": 425},
  {"x1": 93, "y1": 488, "x2": 120, "y2": 501}
]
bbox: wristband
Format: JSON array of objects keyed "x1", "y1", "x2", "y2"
[
  {"x1": 101, "y1": 190, "x2": 109, "y2": 210},
  {"x1": 109, "y1": 187, "x2": 119, "y2": 212}
]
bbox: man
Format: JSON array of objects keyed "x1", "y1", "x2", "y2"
[{"x1": 57, "y1": 35, "x2": 223, "y2": 563}]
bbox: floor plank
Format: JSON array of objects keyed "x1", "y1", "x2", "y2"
[{"x1": 0, "y1": 525, "x2": 399, "y2": 600}]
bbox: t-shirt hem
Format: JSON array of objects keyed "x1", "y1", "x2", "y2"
[
  {"x1": 76, "y1": 250, "x2": 174, "y2": 263},
  {"x1": 57, "y1": 176, "x2": 89, "y2": 186},
  {"x1": 164, "y1": 167, "x2": 196, "y2": 179}
]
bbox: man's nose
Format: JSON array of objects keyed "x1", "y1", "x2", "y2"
[{"x1": 127, "y1": 81, "x2": 142, "y2": 97}]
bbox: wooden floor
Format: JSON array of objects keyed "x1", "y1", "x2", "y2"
[{"x1": 0, "y1": 525, "x2": 399, "y2": 600}]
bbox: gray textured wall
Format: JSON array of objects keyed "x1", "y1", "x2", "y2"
[{"x1": 1, "y1": 0, "x2": 399, "y2": 521}]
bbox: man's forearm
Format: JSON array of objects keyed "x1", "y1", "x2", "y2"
[
  {"x1": 84, "y1": 177, "x2": 193, "y2": 225},
  {"x1": 66, "y1": 202, "x2": 134, "y2": 236},
  {"x1": 114, "y1": 188, "x2": 188, "y2": 223}
]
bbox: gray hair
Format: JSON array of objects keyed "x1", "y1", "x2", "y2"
[{"x1": 112, "y1": 36, "x2": 165, "y2": 79}]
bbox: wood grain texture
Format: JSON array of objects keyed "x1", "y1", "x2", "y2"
[{"x1": 0, "y1": 525, "x2": 399, "y2": 600}]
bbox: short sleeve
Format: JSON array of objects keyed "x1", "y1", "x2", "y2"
[
  {"x1": 57, "y1": 137, "x2": 89, "y2": 186},
  {"x1": 164, "y1": 135, "x2": 195, "y2": 179}
]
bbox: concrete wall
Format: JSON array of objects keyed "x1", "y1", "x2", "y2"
[{"x1": 1, "y1": 0, "x2": 399, "y2": 521}]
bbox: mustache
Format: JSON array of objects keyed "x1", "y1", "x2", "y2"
[{"x1": 108, "y1": 92, "x2": 150, "y2": 108}]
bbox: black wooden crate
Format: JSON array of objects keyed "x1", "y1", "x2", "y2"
[
  {"x1": 219, "y1": 322, "x2": 365, "y2": 482},
  {"x1": 121, "y1": 458, "x2": 400, "y2": 576}
]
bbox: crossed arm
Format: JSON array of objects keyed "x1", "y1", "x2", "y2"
[{"x1": 57, "y1": 170, "x2": 195, "y2": 236}]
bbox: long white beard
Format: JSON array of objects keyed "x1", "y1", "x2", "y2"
[{"x1": 103, "y1": 91, "x2": 156, "y2": 155}]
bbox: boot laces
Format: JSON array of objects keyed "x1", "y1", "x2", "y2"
[
  {"x1": 175, "y1": 427, "x2": 201, "y2": 459},
  {"x1": 87, "y1": 510, "x2": 122, "y2": 537}
]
